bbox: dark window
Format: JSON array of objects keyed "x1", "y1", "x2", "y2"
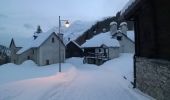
[
  {"x1": 32, "y1": 50, "x2": 34, "y2": 54},
  {"x1": 99, "y1": 49, "x2": 101, "y2": 52},
  {"x1": 27, "y1": 56, "x2": 30, "y2": 60},
  {"x1": 104, "y1": 49, "x2": 107, "y2": 56},
  {"x1": 46, "y1": 60, "x2": 49, "y2": 65},
  {"x1": 52, "y1": 37, "x2": 55, "y2": 43},
  {"x1": 117, "y1": 36, "x2": 122, "y2": 41}
]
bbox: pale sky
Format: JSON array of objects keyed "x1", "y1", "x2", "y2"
[{"x1": 0, "y1": 0, "x2": 129, "y2": 46}]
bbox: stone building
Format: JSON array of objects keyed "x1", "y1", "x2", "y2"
[
  {"x1": 121, "y1": 0, "x2": 170, "y2": 100},
  {"x1": 110, "y1": 21, "x2": 135, "y2": 53},
  {"x1": 10, "y1": 28, "x2": 65, "y2": 66}
]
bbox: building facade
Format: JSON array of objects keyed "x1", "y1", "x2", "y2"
[
  {"x1": 66, "y1": 41, "x2": 83, "y2": 58},
  {"x1": 122, "y1": 0, "x2": 170, "y2": 100},
  {"x1": 110, "y1": 21, "x2": 135, "y2": 53},
  {"x1": 10, "y1": 31, "x2": 65, "y2": 66},
  {"x1": 81, "y1": 32, "x2": 120, "y2": 65}
]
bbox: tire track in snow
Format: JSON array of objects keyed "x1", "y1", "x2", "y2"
[
  {"x1": 40, "y1": 68, "x2": 78, "y2": 100},
  {"x1": 41, "y1": 57, "x2": 149, "y2": 100}
]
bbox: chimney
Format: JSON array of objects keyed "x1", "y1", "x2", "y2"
[
  {"x1": 110, "y1": 21, "x2": 117, "y2": 35},
  {"x1": 120, "y1": 22, "x2": 128, "y2": 36},
  {"x1": 68, "y1": 37, "x2": 70, "y2": 41},
  {"x1": 33, "y1": 32, "x2": 38, "y2": 40},
  {"x1": 58, "y1": 33, "x2": 63, "y2": 41}
]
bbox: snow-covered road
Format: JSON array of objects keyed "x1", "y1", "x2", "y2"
[
  {"x1": 0, "y1": 54, "x2": 152, "y2": 100},
  {"x1": 41, "y1": 70, "x2": 138, "y2": 100}
]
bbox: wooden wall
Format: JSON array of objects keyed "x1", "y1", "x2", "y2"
[
  {"x1": 66, "y1": 42, "x2": 83, "y2": 58},
  {"x1": 134, "y1": 0, "x2": 170, "y2": 60}
]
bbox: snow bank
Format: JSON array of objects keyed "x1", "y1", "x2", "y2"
[
  {"x1": 0, "y1": 61, "x2": 75, "y2": 85},
  {"x1": 0, "y1": 67, "x2": 78, "y2": 100},
  {"x1": 21, "y1": 60, "x2": 37, "y2": 66},
  {"x1": 102, "y1": 53, "x2": 134, "y2": 82},
  {"x1": 0, "y1": 54, "x2": 152, "y2": 100}
]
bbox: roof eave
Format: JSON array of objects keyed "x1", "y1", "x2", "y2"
[{"x1": 121, "y1": 0, "x2": 144, "y2": 20}]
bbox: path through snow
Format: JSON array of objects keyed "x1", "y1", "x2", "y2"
[{"x1": 0, "y1": 54, "x2": 152, "y2": 100}]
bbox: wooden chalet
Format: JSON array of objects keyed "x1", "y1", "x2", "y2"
[
  {"x1": 81, "y1": 32, "x2": 120, "y2": 65},
  {"x1": 66, "y1": 41, "x2": 83, "y2": 58},
  {"x1": 121, "y1": 0, "x2": 170, "y2": 100}
]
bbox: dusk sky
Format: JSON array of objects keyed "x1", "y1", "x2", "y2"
[{"x1": 0, "y1": 0, "x2": 129, "y2": 46}]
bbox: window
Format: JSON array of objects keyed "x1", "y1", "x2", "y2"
[
  {"x1": 32, "y1": 50, "x2": 34, "y2": 54},
  {"x1": 99, "y1": 49, "x2": 101, "y2": 52},
  {"x1": 104, "y1": 49, "x2": 107, "y2": 56},
  {"x1": 46, "y1": 60, "x2": 49, "y2": 65},
  {"x1": 27, "y1": 56, "x2": 30, "y2": 60},
  {"x1": 117, "y1": 36, "x2": 122, "y2": 41},
  {"x1": 52, "y1": 37, "x2": 55, "y2": 43}
]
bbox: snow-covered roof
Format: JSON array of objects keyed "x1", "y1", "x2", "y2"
[
  {"x1": 34, "y1": 33, "x2": 39, "y2": 37},
  {"x1": 66, "y1": 41, "x2": 81, "y2": 48},
  {"x1": 81, "y1": 32, "x2": 120, "y2": 48},
  {"x1": 121, "y1": 0, "x2": 136, "y2": 15},
  {"x1": 120, "y1": 22, "x2": 127, "y2": 26},
  {"x1": 17, "y1": 27, "x2": 61, "y2": 54},
  {"x1": 110, "y1": 21, "x2": 117, "y2": 26},
  {"x1": 12, "y1": 38, "x2": 33, "y2": 48},
  {"x1": 127, "y1": 31, "x2": 135, "y2": 42},
  {"x1": 112, "y1": 30, "x2": 135, "y2": 42},
  {"x1": 14, "y1": 20, "x2": 94, "y2": 54}
]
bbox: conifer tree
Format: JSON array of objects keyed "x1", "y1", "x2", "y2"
[{"x1": 36, "y1": 25, "x2": 42, "y2": 34}]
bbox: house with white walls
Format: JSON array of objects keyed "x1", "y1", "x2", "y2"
[{"x1": 9, "y1": 27, "x2": 65, "y2": 66}]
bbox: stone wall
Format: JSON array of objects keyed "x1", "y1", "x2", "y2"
[
  {"x1": 135, "y1": 57, "x2": 170, "y2": 100},
  {"x1": 17, "y1": 48, "x2": 37, "y2": 65}
]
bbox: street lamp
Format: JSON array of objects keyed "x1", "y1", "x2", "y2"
[{"x1": 58, "y1": 16, "x2": 70, "y2": 72}]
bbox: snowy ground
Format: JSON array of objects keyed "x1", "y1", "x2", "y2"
[{"x1": 0, "y1": 53, "x2": 153, "y2": 100}]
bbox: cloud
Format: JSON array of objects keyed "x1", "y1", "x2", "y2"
[
  {"x1": 23, "y1": 24, "x2": 34, "y2": 29},
  {"x1": 0, "y1": 27, "x2": 6, "y2": 30},
  {"x1": 0, "y1": 14, "x2": 8, "y2": 18},
  {"x1": 0, "y1": 0, "x2": 129, "y2": 47}
]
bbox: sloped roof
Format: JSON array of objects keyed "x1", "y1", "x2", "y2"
[
  {"x1": 121, "y1": 0, "x2": 144, "y2": 19},
  {"x1": 16, "y1": 27, "x2": 64, "y2": 54},
  {"x1": 121, "y1": 0, "x2": 136, "y2": 15},
  {"x1": 112, "y1": 30, "x2": 135, "y2": 42},
  {"x1": 81, "y1": 32, "x2": 120, "y2": 48},
  {"x1": 66, "y1": 41, "x2": 81, "y2": 48},
  {"x1": 10, "y1": 37, "x2": 34, "y2": 48}
]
